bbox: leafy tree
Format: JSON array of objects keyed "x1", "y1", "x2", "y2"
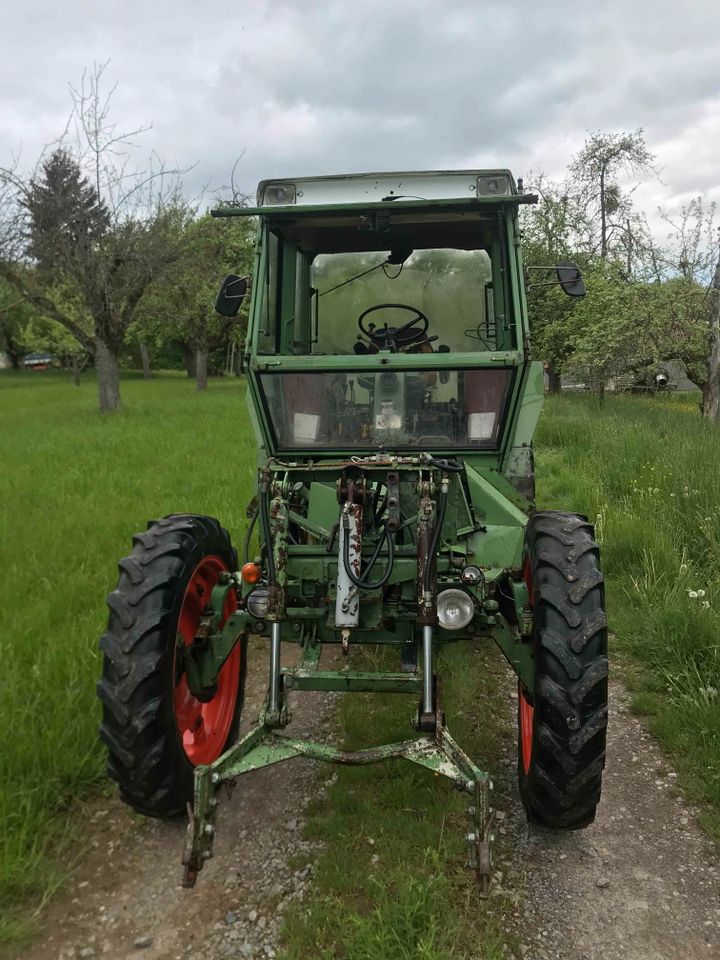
[
  {"x1": 0, "y1": 64, "x2": 188, "y2": 410},
  {"x1": 141, "y1": 212, "x2": 254, "y2": 390},
  {"x1": 521, "y1": 133, "x2": 705, "y2": 400},
  {"x1": 562, "y1": 262, "x2": 648, "y2": 398},
  {"x1": 652, "y1": 200, "x2": 720, "y2": 416},
  {"x1": 569, "y1": 129, "x2": 656, "y2": 259},
  {"x1": 0, "y1": 279, "x2": 36, "y2": 368},
  {"x1": 521, "y1": 175, "x2": 593, "y2": 391}
]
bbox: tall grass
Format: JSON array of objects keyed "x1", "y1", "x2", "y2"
[
  {"x1": 0, "y1": 371, "x2": 256, "y2": 940},
  {"x1": 537, "y1": 393, "x2": 720, "y2": 836},
  {"x1": 279, "y1": 643, "x2": 512, "y2": 960}
]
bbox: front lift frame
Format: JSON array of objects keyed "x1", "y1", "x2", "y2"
[{"x1": 180, "y1": 456, "x2": 535, "y2": 894}]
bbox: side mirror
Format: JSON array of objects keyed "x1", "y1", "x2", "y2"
[
  {"x1": 215, "y1": 274, "x2": 249, "y2": 317},
  {"x1": 556, "y1": 263, "x2": 586, "y2": 298}
]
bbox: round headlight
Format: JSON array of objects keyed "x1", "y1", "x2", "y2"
[
  {"x1": 437, "y1": 589, "x2": 475, "y2": 631},
  {"x1": 460, "y1": 565, "x2": 484, "y2": 587},
  {"x1": 246, "y1": 587, "x2": 269, "y2": 619}
]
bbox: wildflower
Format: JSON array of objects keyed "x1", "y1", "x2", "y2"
[
  {"x1": 697, "y1": 589, "x2": 706, "y2": 598},
  {"x1": 688, "y1": 590, "x2": 698, "y2": 599},
  {"x1": 679, "y1": 563, "x2": 688, "y2": 574},
  {"x1": 701, "y1": 600, "x2": 711, "y2": 610}
]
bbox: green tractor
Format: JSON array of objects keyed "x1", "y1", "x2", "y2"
[{"x1": 97, "y1": 170, "x2": 608, "y2": 891}]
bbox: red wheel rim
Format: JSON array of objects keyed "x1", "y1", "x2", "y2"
[
  {"x1": 519, "y1": 683, "x2": 534, "y2": 775},
  {"x1": 519, "y1": 550, "x2": 535, "y2": 774},
  {"x1": 174, "y1": 555, "x2": 240, "y2": 765}
]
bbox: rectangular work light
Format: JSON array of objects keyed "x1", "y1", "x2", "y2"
[
  {"x1": 262, "y1": 182, "x2": 297, "y2": 205},
  {"x1": 476, "y1": 174, "x2": 511, "y2": 197}
]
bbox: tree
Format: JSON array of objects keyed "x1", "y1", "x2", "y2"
[
  {"x1": 522, "y1": 175, "x2": 592, "y2": 391},
  {"x1": 563, "y1": 262, "x2": 648, "y2": 399},
  {"x1": 523, "y1": 134, "x2": 674, "y2": 399},
  {"x1": 0, "y1": 280, "x2": 35, "y2": 368},
  {"x1": 569, "y1": 130, "x2": 656, "y2": 260},
  {"x1": 142, "y1": 212, "x2": 254, "y2": 390},
  {"x1": 24, "y1": 149, "x2": 110, "y2": 273},
  {"x1": 706, "y1": 240, "x2": 720, "y2": 419},
  {"x1": 0, "y1": 64, "x2": 188, "y2": 410}
]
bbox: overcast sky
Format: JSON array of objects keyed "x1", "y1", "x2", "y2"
[{"x1": 2, "y1": 0, "x2": 718, "y2": 237}]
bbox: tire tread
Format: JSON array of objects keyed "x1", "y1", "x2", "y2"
[
  {"x1": 519, "y1": 510, "x2": 608, "y2": 829},
  {"x1": 97, "y1": 514, "x2": 244, "y2": 819}
]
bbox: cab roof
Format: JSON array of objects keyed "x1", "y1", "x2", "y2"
[{"x1": 212, "y1": 170, "x2": 537, "y2": 219}]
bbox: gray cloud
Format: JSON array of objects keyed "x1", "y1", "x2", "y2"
[{"x1": 1, "y1": 0, "x2": 718, "y2": 230}]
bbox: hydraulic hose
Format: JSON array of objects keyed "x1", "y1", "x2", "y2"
[
  {"x1": 424, "y1": 455, "x2": 464, "y2": 474},
  {"x1": 260, "y1": 483, "x2": 276, "y2": 587},
  {"x1": 423, "y1": 482, "x2": 449, "y2": 597},
  {"x1": 243, "y1": 508, "x2": 258, "y2": 566},
  {"x1": 342, "y1": 515, "x2": 395, "y2": 591}
]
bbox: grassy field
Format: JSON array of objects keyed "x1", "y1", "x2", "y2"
[
  {"x1": 536, "y1": 393, "x2": 720, "y2": 839},
  {"x1": 2, "y1": 373, "x2": 720, "y2": 952},
  {"x1": 279, "y1": 643, "x2": 512, "y2": 960},
  {"x1": 0, "y1": 371, "x2": 256, "y2": 942}
]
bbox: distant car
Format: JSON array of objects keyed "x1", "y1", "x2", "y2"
[{"x1": 23, "y1": 352, "x2": 56, "y2": 371}]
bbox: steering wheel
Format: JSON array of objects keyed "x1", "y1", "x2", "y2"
[{"x1": 357, "y1": 303, "x2": 431, "y2": 352}]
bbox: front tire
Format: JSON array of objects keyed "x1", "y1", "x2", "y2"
[
  {"x1": 97, "y1": 514, "x2": 246, "y2": 818},
  {"x1": 518, "y1": 511, "x2": 608, "y2": 828}
]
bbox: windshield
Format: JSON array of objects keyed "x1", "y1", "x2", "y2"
[
  {"x1": 258, "y1": 368, "x2": 513, "y2": 451},
  {"x1": 254, "y1": 219, "x2": 511, "y2": 356},
  {"x1": 312, "y1": 249, "x2": 494, "y2": 354}
]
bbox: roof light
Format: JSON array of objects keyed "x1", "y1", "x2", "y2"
[
  {"x1": 476, "y1": 174, "x2": 511, "y2": 197},
  {"x1": 263, "y1": 183, "x2": 296, "y2": 205}
]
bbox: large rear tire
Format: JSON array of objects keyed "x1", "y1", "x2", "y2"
[
  {"x1": 518, "y1": 511, "x2": 608, "y2": 828},
  {"x1": 97, "y1": 514, "x2": 246, "y2": 818}
]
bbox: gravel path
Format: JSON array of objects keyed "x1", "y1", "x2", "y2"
[
  {"x1": 495, "y1": 678, "x2": 720, "y2": 960},
  {"x1": 9, "y1": 647, "x2": 720, "y2": 960},
  {"x1": 13, "y1": 640, "x2": 339, "y2": 960}
]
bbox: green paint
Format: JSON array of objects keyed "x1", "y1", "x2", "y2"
[
  {"x1": 182, "y1": 168, "x2": 577, "y2": 891},
  {"x1": 282, "y1": 669, "x2": 422, "y2": 693}
]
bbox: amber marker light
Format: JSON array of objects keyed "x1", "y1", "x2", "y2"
[{"x1": 241, "y1": 563, "x2": 262, "y2": 584}]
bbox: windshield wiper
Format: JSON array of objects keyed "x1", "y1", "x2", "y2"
[
  {"x1": 319, "y1": 243, "x2": 414, "y2": 299},
  {"x1": 319, "y1": 258, "x2": 387, "y2": 298}
]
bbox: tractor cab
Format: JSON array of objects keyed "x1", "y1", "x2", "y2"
[{"x1": 214, "y1": 170, "x2": 543, "y2": 494}]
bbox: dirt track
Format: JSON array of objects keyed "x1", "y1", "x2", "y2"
[
  {"x1": 13, "y1": 641, "x2": 339, "y2": 960},
  {"x1": 498, "y1": 679, "x2": 720, "y2": 960},
  {"x1": 10, "y1": 650, "x2": 720, "y2": 960}
]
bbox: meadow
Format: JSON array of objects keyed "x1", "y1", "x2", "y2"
[
  {"x1": 1, "y1": 372, "x2": 719, "y2": 952},
  {"x1": 536, "y1": 392, "x2": 720, "y2": 839},
  {"x1": 0, "y1": 372, "x2": 257, "y2": 941}
]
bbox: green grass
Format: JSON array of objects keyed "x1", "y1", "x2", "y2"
[
  {"x1": 279, "y1": 643, "x2": 513, "y2": 960},
  {"x1": 0, "y1": 370, "x2": 256, "y2": 942},
  {"x1": 536, "y1": 393, "x2": 720, "y2": 838},
  {"x1": 4, "y1": 374, "x2": 720, "y2": 952}
]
